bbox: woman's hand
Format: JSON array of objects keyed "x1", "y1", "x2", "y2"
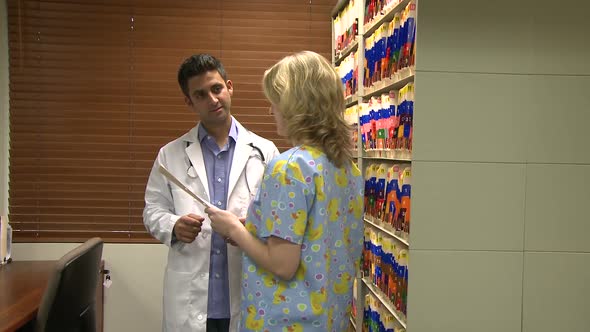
[
  {"x1": 205, "y1": 206, "x2": 243, "y2": 239},
  {"x1": 207, "y1": 207, "x2": 301, "y2": 280}
]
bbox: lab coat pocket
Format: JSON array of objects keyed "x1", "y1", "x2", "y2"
[{"x1": 163, "y1": 270, "x2": 193, "y2": 330}]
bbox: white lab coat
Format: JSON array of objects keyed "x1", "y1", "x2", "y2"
[{"x1": 143, "y1": 120, "x2": 279, "y2": 332}]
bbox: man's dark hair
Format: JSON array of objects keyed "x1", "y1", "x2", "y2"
[{"x1": 177, "y1": 54, "x2": 228, "y2": 98}]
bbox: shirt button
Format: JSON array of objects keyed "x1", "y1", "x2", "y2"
[
  {"x1": 217, "y1": 201, "x2": 222, "y2": 206},
  {"x1": 197, "y1": 314, "x2": 203, "y2": 320},
  {"x1": 217, "y1": 177, "x2": 222, "y2": 183},
  {"x1": 216, "y1": 249, "x2": 221, "y2": 254},
  {"x1": 217, "y1": 155, "x2": 222, "y2": 159},
  {"x1": 202, "y1": 233, "x2": 208, "y2": 239},
  {"x1": 215, "y1": 273, "x2": 220, "y2": 279}
]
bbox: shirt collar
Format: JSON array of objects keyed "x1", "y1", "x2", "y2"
[{"x1": 198, "y1": 118, "x2": 239, "y2": 144}]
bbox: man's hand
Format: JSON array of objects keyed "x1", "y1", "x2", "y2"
[{"x1": 173, "y1": 214, "x2": 204, "y2": 243}]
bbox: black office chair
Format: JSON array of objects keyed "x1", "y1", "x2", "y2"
[{"x1": 34, "y1": 237, "x2": 104, "y2": 332}]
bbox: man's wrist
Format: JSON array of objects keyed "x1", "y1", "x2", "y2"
[
  {"x1": 170, "y1": 216, "x2": 181, "y2": 245},
  {"x1": 171, "y1": 229, "x2": 178, "y2": 245}
]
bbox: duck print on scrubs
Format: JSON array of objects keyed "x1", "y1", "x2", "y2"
[{"x1": 240, "y1": 145, "x2": 364, "y2": 332}]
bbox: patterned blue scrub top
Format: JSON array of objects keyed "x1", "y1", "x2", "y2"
[{"x1": 240, "y1": 145, "x2": 364, "y2": 332}]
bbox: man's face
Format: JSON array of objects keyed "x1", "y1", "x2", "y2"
[{"x1": 185, "y1": 70, "x2": 233, "y2": 127}]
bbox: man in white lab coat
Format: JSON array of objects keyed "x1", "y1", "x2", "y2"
[{"x1": 143, "y1": 54, "x2": 279, "y2": 332}]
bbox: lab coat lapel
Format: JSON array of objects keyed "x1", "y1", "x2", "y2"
[
  {"x1": 228, "y1": 132, "x2": 252, "y2": 197},
  {"x1": 185, "y1": 125, "x2": 210, "y2": 200}
]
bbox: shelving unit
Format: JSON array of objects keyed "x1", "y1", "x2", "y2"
[
  {"x1": 363, "y1": 0, "x2": 413, "y2": 37},
  {"x1": 362, "y1": 277, "x2": 407, "y2": 329},
  {"x1": 365, "y1": 217, "x2": 409, "y2": 247},
  {"x1": 350, "y1": 316, "x2": 357, "y2": 331},
  {"x1": 335, "y1": 37, "x2": 359, "y2": 65},
  {"x1": 332, "y1": 0, "x2": 416, "y2": 331},
  {"x1": 361, "y1": 156, "x2": 411, "y2": 162},
  {"x1": 345, "y1": 95, "x2": 357, "y2": 108},
  {"x1": 363, "y1": 72, "x2": 414, "y2": 98}
]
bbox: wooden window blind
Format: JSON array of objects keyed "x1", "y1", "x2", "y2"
[{"x1": 7, "y1": 0, "x2": 335, "y2": 243}]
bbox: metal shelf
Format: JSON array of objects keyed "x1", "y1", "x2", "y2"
[
  {"x1": 362, "y1": 71, "x2": 414, "y2": 99},
  {"x1": 363, "y1": 0, "x2": 413, "y2": 37},
  {"x1": 345, "y1": 95, "x2": 358, "y2": 108},
  {"x1": 362, "y1": 155, "x2": 411, "y2": 162},
  {"x1": 364, "y1": 217, "x2": 409, "y2": 247},
  {"x1": 362, "y1": 277, "x2": 407, "y2": 329},
  {"x1": 335, "y1": 38, "x2": 359, "y2": 65},
  {"x1": 331, "y1": 0, "x2": 351, "y2": 18},
  {"x1": 349, "y1": 315, "x2": 357, "y2": 330}
]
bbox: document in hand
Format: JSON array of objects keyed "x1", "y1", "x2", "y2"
[{"x1": 158, "y1": 165, "x2": 214, "y2": 209}]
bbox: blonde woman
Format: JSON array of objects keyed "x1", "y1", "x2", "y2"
[{"x1": 206, "y1": 51, "x2": 364, "y2": 332}]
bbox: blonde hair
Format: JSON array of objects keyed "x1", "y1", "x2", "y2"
[{"x1": 262, "y1": 51, "x2": 353, "y2": 167}]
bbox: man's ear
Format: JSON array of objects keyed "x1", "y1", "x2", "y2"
[
  {"x1": 184, "y1": 95, "x2": 192, "y2": 107},
  {"x1": 226, "y1": 80, "x2": 233, "y2": 96}
]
